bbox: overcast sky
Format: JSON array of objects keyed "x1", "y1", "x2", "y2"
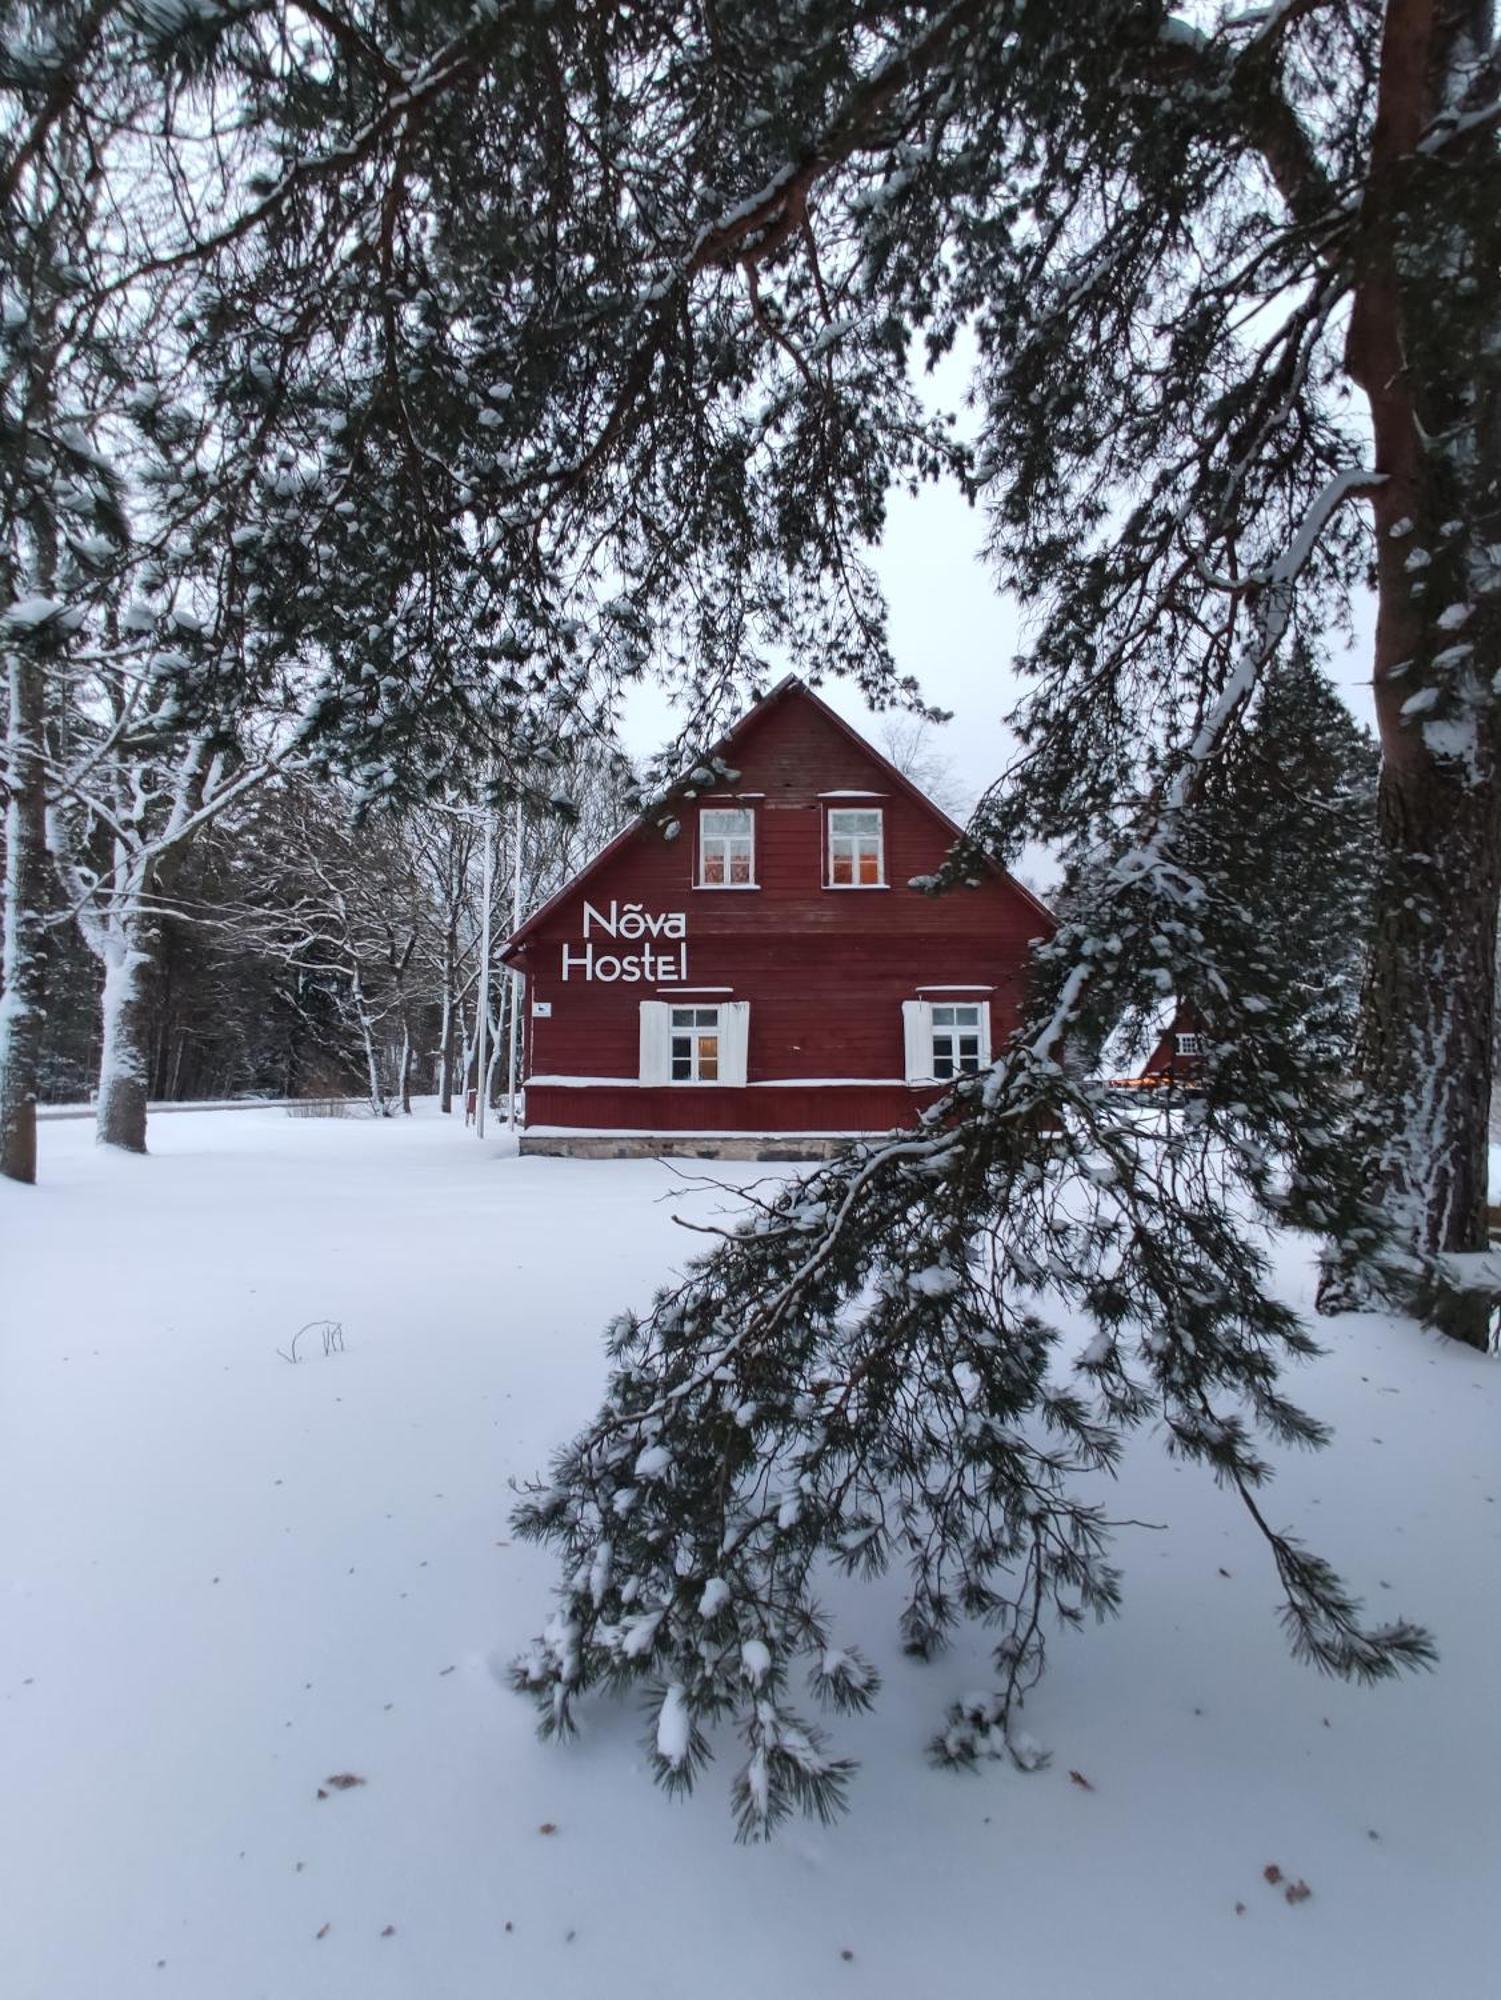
[
  {"x1": 618, "y1": 347, "x2": 1379, "y2": 873},
  {"x1": 617, "y1": 340, "x2": 1029, "y2": 820},
  {"x1": 621, "y1": 472, "x2": 1024, "y2": 810}
]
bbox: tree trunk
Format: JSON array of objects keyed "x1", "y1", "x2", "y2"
[
  {"x1": 352, "y1": 971, "x2": 387, "y2": 1116},
  {"x1": 462, "y1": 993, "x2": 478, "y2": 1099},
  {"x1": 96, "y1": 929, "x2": 157, "y2": 1152},
  {"x1": 1333, "y1": 0, "x2": 1501, "y2": 1347},
  {"x1": 485, "y1": 1003, "x2": 504, "y2": 1115},
  {"x1": 0, "y1": 646, "x2": 50, "y2": 1184},
  {"x1": 1343, "y1": 474, "x2": 1501, "y2": 1347},
  {"x1": 438, "y1": 935, "x2": 456, "y2": 1114},
  {"x1": 167, "y1": 1026, "x2": 187, "y2": 1102},
  {"x1": 1356, "y1": 746, "x2": 1501, "y2": 1347}
]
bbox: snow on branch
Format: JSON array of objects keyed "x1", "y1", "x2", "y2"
[{"x1": 510, "y1": 458, "x2": 1425, "y2": 1834}]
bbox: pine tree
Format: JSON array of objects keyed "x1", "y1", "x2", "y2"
[
  {"x1": 1052, "y1": 647, "x2": 1382, "y2": 1080},
  {"x1": 5, "y1": 0, "x2": 1490, "y2": 1824},
  {"x1": 41, "y1": 0, "x2": 1492, "y2": 1325}
]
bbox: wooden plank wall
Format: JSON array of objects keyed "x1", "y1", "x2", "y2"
[{"x1": 514, "y1": 691, "x2": 1049, "y2": 1130}]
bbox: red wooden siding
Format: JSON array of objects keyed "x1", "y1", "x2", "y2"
[
  {"x1": 503, "y1": 680, "x2": 1052, "y2": 1134},
  {"x1": 1141, "y1": 1001, "x2": 1209, "y2": 1082}
]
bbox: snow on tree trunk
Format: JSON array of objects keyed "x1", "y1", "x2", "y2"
[
  {"x1": 1356, "y1": 729, "x2": 1501, "y2": 1347},
  {"x1": 95, "y1": 933, "x2": 156, "y2": 1153},
  {"x1": 1336, "y1": 0, "x2": 1501, "y2": 1347},
  {"x1": 0, "y1": 648, "x2": 49, "y2": 1184},
  {"x1": 438, "y1": 975, "x2": 455, "y2": 1115},
  {"x1": 485, "y1": 1004, "x2": 503, "y2": 1114},
  {"x1": 352, "y1": 969, "x2": 387, "y2": 1117}
]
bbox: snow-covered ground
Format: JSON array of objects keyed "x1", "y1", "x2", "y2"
[{"x1": 3, "y1": 1105, "x2": 1497, "y2": 2000}]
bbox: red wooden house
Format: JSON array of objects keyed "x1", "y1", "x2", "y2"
[
  {"x1": 499, "y1": 677, "x2": 1054, "y2": 1156},
  {"x1": 1141, "y1": 1000, "x2": 1209, "y2": 1086},
  {"x1": 1109, "y1": 999, "x2": 1209, "y2": 1094}
]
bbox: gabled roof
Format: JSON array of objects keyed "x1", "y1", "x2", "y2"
[{"x1": 500, "y1": 673, "x2": 1054, "y2": 959}]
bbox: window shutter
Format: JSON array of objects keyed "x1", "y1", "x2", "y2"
[
  {"x1": 902, "y1": 1000, "x2": 931, "y2": 1084},
  {"x1": 978, "y1": 1000, "x2": 993, "y2": 1067},
  {"x1": 719, "y1": 1001, "x2": 750, "y2": 1088},
  {"x1": 639, "y1": 1001, "x2": 670, "y2": 1085}
]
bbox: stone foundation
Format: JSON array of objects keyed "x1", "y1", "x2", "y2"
[{"x1": 518, "y1": 1132, "x2": 856, "y2": 1162}]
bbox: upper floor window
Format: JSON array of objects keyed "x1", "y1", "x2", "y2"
[
  {"x1": 1175, "y1": 1032, "x2": 1203, "y2": 1057},
  {"x1": 827, "y1": 807, "x2": 884, "y2": 887},
  {"x1": 699, "y1": 807, "x2": 755, "y2": 886}
]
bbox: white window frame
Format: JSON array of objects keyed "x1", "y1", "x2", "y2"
[
  {"x1": 902, "y1": 999, "x2": 991, "y2": 1084},
  {"x1": 639, "y1": 1000, "x2": 749, "y2": 1086},
  {"x1": 670, "y1": 1004, "x2": 723, "y2": 1083},
  {"x1": 698, "y1": 807, "x2": 756, "y2": 887},
  {"x1": 1174, "y1": 1032, "x2": 1204, "y2": 1057},
  {"x1": 929, "y1": 1001, "x2": 988, "y2": 1080},
  {"x1": 826, "y1": 807, "x2": 885, "y2": 888}
]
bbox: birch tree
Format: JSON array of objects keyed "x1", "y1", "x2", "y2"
[
  {"x1": 220, "y1": 782, "x2": 433, "y2": 1116},
  {"x1": 46, "y1": 713, "x2": 294, "y2": 1147},
  {"x1": 408, "y1": 805, "x2": 480, "y2": 1115}
]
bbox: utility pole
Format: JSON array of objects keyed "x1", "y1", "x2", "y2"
[
  {"x1": 506, "y1": 796, "x2": 523, "y2": 1132},
  {"x1": 475, "y1": 785, "x2": 495, "y2": 1140}
]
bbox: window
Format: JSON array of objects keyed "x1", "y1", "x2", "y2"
[
  {"x1": 827, "y1": 808, "x2": 884, "y2": 886},
  {"x1": 931, "y1": 1004, "x2": 985, "y2": 1079},
  {"x1": 671, "y1": 1006, "x2": 721, "y2": 1082},
  {"x1": 1175, "y1": 1032, "x2": 1203, "y2": 1057},
  {"x1": 699, "y1": 807, "x2": 754, "y2": 886},
  {"x1": 640, "y1": 999, "x2": 750, "y2": 1087},
  {"x1": 902, "y1": 998, "x2": 991, "y2": 1083}
]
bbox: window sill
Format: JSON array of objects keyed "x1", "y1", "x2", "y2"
[
  {"x1": 692, "y1": 882, "x2": 762, "y2": 891},
  {"x1": 824, "y1": 882, "x2": 890, "y2": 891}
]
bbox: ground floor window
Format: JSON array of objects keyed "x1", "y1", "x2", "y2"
[
  {"x1": 903, "y1": 997, "x2": 992, "y2": 1084},
  {"x1": 671, "y1": 1006, "x2": 721, "y2": 1082},
  {"x1": 639, "y1": 998, "x2": 750, "y2": 1087},
  {"x1": 930, "y1": 1003, "x2": 985, "y2": 1079}
]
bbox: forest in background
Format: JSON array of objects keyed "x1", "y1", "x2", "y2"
[{"x1": 28, "y1": 748, "x2": 632, "y2": 1115}]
